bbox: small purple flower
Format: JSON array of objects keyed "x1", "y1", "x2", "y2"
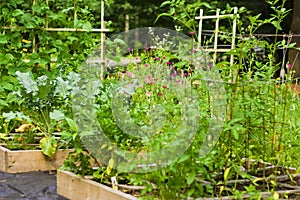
[
  {"x1": 166, "y1": 61, "x2": 171, "y2": 65},
  {"x1": 189, "y1": 31, "x2": 195, "y2": 36},
  {"x1": 183, "y1": 73, "x2": 188, "y2": 77},
  {"x1": 162, "y1": 85, "x2": 167, "y2": 89},
  {"x1": 145, "y1": 47, "x2": 150, "y2": 51},
  {"x1": 158, "y1": 92, "x2": 163, "y2": 97},
  {"x1": 127, "y1": 47, "x2": 131, "y2": 51},
  {"x1": 155, "y1": 57, "x2": 160, "y2": 61},
  {"x1": 171, "y1": 73, "x2": 177, "y2": 77},
  {"x1": 287, "y1": 63, "x2": 293, "y2": 69},
  {"x1": 144, "y1": 64, "x2": 149, "y2": 67},
  {"x1": 192, "y1": 49, "x2": 197, "y2": 53}
]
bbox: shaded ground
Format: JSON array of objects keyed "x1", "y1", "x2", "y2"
[{"x1": 0, "y1": 171, "x2": 68, "y2": 200}]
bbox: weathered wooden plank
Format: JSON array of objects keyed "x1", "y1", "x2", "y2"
[
  {"x1": 0, "y1": 146, "x2": 72, "y2": 173},
  {"x1": 57, "y1": 170, "x2": 137, "y2": 200},
  {"x1": 0, "y1": 146, "x2": 8, "y2": 172}
]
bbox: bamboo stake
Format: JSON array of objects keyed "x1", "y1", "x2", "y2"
[
  {"x1": 46, "y1": 0, "x2": 49, "y2": 29},
  {"x1": 230, "y1": 7, "x2": 238, "y2": 66},
  {"x1": 197, "y1": 9, "x2": 203, "y2": 49},
  {"x1": 32, "y1": 0, "x2": 37, "y2": 53},
  {"x1": 74, "y1": 0, "x2": 77, "y2": 27},
  {"x1": 45, "y1": 0, "x2": 50, "y2": 71},
  {"x1": 125, "y1": 14, "x2": 130, "y2": 31},
  {"x1": 1, "y1": 26, "x2": 110, "y2": 32},
  {"x1": 100, "y1": 0, "x2": 106, "y2": 80},
  {"x1": 195, "y1": 13, "x2": 235, "y2": 20},
  {"x1": 213, "y1": 9, "x2": 220, "y2": 63}
]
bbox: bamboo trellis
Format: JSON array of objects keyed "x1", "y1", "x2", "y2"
[
  {"x1": 1, "y1": 0, "x2": 109, "y2": 79},
  {"x1": 196, "y1": 7, "x2": 238, "y2": 66}
]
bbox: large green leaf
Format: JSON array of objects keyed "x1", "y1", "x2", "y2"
[
  {"x1": 12, "y1": 9, "x2": 24, "y2": 17},
  {"x1": 82, "y1": 21, "x2": 92, "y2": 31},
  {"x1": 186, "y1": 171, "x2": 196, "y2": 185},
  {"x1": 0, "y1": 99, "x2": 8, "y2": 107},
  {"x1": 15, "y1": 71, "x2": 38, "y2": 94},
  {"x1": 0, "y1": 34, "x2": 8, "y2": 44},
  {"x1": 40, "y1": 136, "x2": 57, "y2": 157},
  {"x1": 65, "y1": 118, "x2": 78, "y2": 133},
  {"x1": 50, "y1": 110, "x2": 65, "y2": 121}
]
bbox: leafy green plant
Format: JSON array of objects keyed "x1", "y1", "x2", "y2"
[
  {"x1": 4, "y1": 71, "x2": 80, "y2": 156},
  {"x1": 59, "y1": 115, "x2": 95, "y2": 176}
]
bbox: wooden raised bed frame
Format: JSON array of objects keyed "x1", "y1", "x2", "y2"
[
  {"x1": 0, "y1": 145, "x2": 72, "y2": 173},
  {"x1": 57, "y1": 170, "x2": 137, "y2": 200}
]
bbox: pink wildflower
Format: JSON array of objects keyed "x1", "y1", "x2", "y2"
[
  {"x1": 158, "y1": 92, "x2": 163, "y2": 97},
  {"x1": 162, "y1": 85, "x2": 167, "y2": 89},
  {"x1": 146, "y1": 91, "x2": 151, "y2": 97},
  {"x1": 145, "y1": 76, "x2": 154, "y2": 84},
  {"x1": 287, "y1": 63, "x2": 293, "y2": 69},
  {"x1": 126, "y1": 71, "x2": 135, "y2": 78},
  {"x1": 189, "y1": 31, "x2": 195, "y2": 35},
  {"x1": 166, "y1": 61, "x2": 171, "y2": 65}
]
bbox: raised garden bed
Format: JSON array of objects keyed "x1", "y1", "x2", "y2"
[
  {"x1": 57, "y1": 169, "x2": 137, "y2": 200},
  {"x1": 198, "y1": 159, "x2": 300, "y2": 199},
  {"x1": 0, "y1": 145, "x2": 72, "y2": 173}
]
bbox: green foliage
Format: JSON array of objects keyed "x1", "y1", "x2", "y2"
[
  {"x1": 156, "y1": 0, "x2": 215, "y2": 33},
  {"x1": 1, "y1": 0, "x2": 300, "y2": 199},
  {"x1": 40, "y1": 136, "x2": 57, "y2": 157}
]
